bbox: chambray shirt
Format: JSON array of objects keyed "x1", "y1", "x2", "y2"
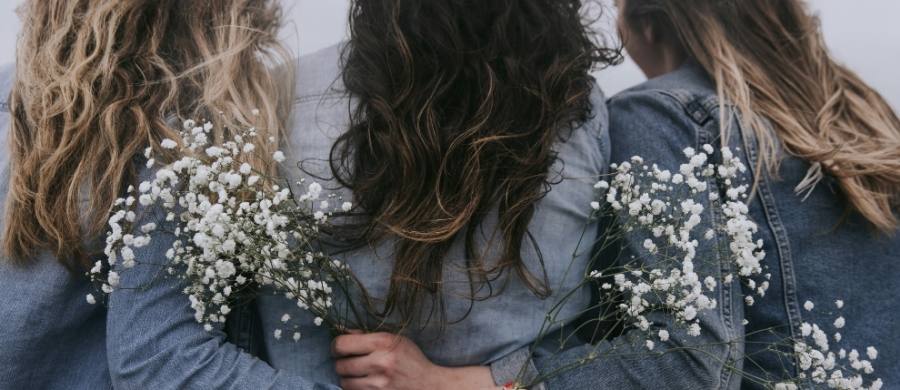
[
  {"x1": 0, "y1": 66, "x2": 113, "y2": 389},
  {"x1": 530, "y1": 63, "x2": 900, "y2": 389},
  {"x1": 255, "y1": 44, "x2": 610, "y2": 386}
]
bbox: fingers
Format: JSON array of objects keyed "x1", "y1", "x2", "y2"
[
  {"x1": 335, "y1": 348, "x2": 401, "y2": 377},
  {"x1": 332, "y1": 332, "x2": 398, "y2": 358},
  {"x1": 334, "y1": 355, "x2": 377, "y2": 378},
  {"x1": 340, "y1": 375, "x2": 389, "y2": 390}
]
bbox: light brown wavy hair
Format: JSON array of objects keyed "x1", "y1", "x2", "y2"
[
  {"x1": 3, "y1": 0, "x2": 293, "y2": 270},
  {"x1": 623, "y1": 0, "x2": 900, "y2": 231}
]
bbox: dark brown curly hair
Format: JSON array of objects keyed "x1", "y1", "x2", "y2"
[{"x1": 332, "y1": 0, "x2": 620, "y2": 328}]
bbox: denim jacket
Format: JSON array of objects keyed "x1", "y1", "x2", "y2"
[
  {"x1": 0, "y1": 62, "x2": 334, "y2": 388},
  {"x1": 506, "y1": 63, "x2": 900, "y2": 389},
  {"x1": 0, "y1": 64, "x2": 115, "y2": 390}
]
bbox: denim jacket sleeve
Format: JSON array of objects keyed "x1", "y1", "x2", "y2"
[
  {"x1": 106, "y1": 167, "x2": 339, "y2": 390},
  {"x1": 492, "y1": 89, "x2": 745, "y2": 390}
]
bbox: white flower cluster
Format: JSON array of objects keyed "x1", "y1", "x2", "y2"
[
  {"x1": 594, "y1": 145, "x2": 767, "y2": 347},
  {"x1": 88, "y1": 119, "x2": 350, "y2": 337},
  {"x1": 775, "y1": 301, "x2": 882, "y2": 390},
  {"x1": 526, "y1": 145, "x2": 886, "y2": 389}
]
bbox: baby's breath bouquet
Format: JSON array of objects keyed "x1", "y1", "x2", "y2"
[
  {"x1": 513, "y1": 145, "x2": 883, "y2": 390},
  {"x1": 588, "y1": 145, "x2": 766, "y2": 339},
  {"x1": 88, "y1": 118, "x2": 352, "y2": 337}
]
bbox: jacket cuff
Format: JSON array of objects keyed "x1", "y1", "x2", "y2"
[{"x1": 490, "y1": 347, "x2": 546, "y2": 390}]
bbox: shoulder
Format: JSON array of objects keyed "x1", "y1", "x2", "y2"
[
  {"x1": 605, "y1": 64, "x2": 722, "y2": 164},
  {"x1": 281, "y1": 44, "x2": 353, "y2": 186},
  {"x1": 285, "y1": 43, "x2": 352, "y2": 143},
  {"x1": 293, "y1": 43, "x2": 346, "y2": 103},
  {"x1": 609, "y1": 62, "x2": 719, "y2": 119}
]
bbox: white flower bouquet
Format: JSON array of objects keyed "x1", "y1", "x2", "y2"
[
  {"x1": 88, "y1": 118, "x2": 352, "y2": 337},
  {"x1": 513, "y1": 145, "x2": 883, "y2": 390}
]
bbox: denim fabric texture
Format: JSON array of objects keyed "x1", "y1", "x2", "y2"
[
  {"x1": 512, "y1": 63, "x2": 900, "y2": 389},
  {"x1": 0, "y1": 63, "x2": 114, "y2": 390}
]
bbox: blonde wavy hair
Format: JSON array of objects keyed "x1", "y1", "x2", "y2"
[
  {"x1": 624, "y1": 0, "x2": 900, "y2": 232},
  {"x1": 3, "y1": 0, "x2": 294, "y2": 269}
]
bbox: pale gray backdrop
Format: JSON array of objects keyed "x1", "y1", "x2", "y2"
[{"x1": 0, "y1": 1, "x2": 896, "y2": 107}]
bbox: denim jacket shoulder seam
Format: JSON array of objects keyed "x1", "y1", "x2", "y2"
[{"x1": 612, "y1": 88, "x2": 719, "y2": 128}]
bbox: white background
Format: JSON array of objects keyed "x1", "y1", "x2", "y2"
[{"x1": 0, "y1": 1, "x2": 896, "y2": 107}]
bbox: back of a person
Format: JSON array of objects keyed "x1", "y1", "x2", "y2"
[
  {"x1": 746, "y1": 127, "x2": 900, "y2": 388},
  {"x1": 612, "y1": 62, "x2": 900, "y2": 387},
  {"x1": 0, "y1": 1, "x2": 294, "y2": 388},
  {"x1": 0, "y1": 63, "x2": 112, "y2": 389},
  {"x1": 607, "y1": 0, "x2": 900, "y2": 386},
  {"x1": 258, "y1": 41, "x2": 610, "y2": 384}
]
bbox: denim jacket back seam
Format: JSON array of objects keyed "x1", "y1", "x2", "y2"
[
  {"x1": 736, "y1": 119, "x2": 806, "y2": 383},
  {"x1": 678, "y1": 90, "x2": 805, "y2": 384},
  {"x1": 653, "y1": 89, "x2": 744, "y2": 389},
  {"x1": 685, "y1": 94, "x2": 745, "y2": 390}
]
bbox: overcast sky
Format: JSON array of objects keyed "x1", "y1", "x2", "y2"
[{"x1": 0, "y1": 1, "x2": 897, "y2": 107}]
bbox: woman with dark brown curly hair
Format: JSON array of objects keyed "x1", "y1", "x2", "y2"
[{"x1": 252, "y1": 0, "x2": 619, "y2": 388}]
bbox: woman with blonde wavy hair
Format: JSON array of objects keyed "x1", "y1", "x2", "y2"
[
  {"x1": 0, "y1": 1, "x2": 317, "y2": 388},
  {"x1": 464, "y1": 0, "x2": 899, "y2": 388}
]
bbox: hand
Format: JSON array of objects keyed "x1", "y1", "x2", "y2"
[{"x1": 332, "y1": 332, "x2": 501, "y2": 390}]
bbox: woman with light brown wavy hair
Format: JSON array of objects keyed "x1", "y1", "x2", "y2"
[{"x1": 0, "y1": 1, "x2": 310, "y2": 388}]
